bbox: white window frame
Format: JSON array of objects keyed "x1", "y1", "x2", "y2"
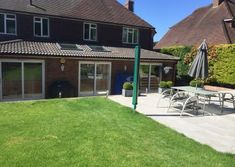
[
  {"x1": 34, "y1": 17, "x2": 50, "y2": 38},
  {"x1": 0, "y1": 13, "x2": 17, "y2": 35},
  {"x1": 0, "y1": 59, "x2": 45, "y2": 101},
  {"x1": 122, "y1": 27, "x2": 139, "y2": 44},
  {"x1": 83, "y1": 23, "x2": 97, "y2": 41}
]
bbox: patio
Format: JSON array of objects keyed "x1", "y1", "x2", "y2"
[{"x1": 109, "y1": 93, "x2": 235, "y2": 154}]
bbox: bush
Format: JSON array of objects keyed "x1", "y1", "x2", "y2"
[
  {"x1": 160, "y1": 44, "x2": 235, "y2": 88},
  {"x1": 190, "y1": 80, "x2": 204, "y2": 88},
  {"x1": 123, "y1": 82, "x2": 133, "y2": 90},
  {"x1": 160, "y1": 46, "x2": 192, "y2": 78},
  {"x1": 213, "y1": 44, "x2": 235, "y2": 86},
  {"x1": 166, "y1": 81, "x2": 173, "y2": 88},
  {"x1": 159, "y1": 81, "x2": 173, "y2": 88}
]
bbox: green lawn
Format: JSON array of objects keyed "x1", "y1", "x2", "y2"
[{"x1": 0, "y1": 97, "x2": 234, "y2": 167}]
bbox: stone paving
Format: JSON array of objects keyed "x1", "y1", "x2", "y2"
[{"x1": 109, "y1": 93, "x2": 235, "y2": 154}]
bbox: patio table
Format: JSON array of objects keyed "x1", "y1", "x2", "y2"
[{"x1": 171, "y1": 86, "x2": 221, "y2": 114}]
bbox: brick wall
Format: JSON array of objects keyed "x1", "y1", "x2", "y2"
[{"x1": 0, "y1": 12, "x2": 153, "y2": 50}]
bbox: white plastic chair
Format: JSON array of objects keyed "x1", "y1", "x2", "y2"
[
  {"x1": 157, "y1": 89, "x2": 175, "y2": 107},
  {"x1": 168, "y1": 92, "x2": 199, "y2": 117}
]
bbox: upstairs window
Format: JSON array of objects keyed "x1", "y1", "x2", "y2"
[
  {"x1": 84, "y1": 23, "x2": 97, "y2": 41},
  {"x1": 122, "y1": 27, "x2": 139, "y2": 44},
  {"x1": 34, "y1": 17, "x2": 49, "y2": 37},
  {"x1": 0, "y1": 13, "x2": 16, "y2": 35}
]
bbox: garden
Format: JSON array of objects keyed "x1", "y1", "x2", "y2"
[{"x1": 0, "y1": 97, "x2": 234, "y2": 167}]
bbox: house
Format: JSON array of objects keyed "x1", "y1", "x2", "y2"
[
  {"x1": 0, "y1": 0, "x2": 178, "y2": 101},
  {"x1": 155, "y1": 0, "x2": 235, "y2": 49}
]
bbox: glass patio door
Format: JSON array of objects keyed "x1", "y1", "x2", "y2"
[
  {"x1": 79, "y1": 62, "x2": 111, "y2": 96},
  {"x1": 139, "y1": 65, "x2": 149, "y2": 92},
  {"x1": 139, "y1": 64, "x2": 162, "y2": 93},
  {"x1": 96, "y1": 64, "x2": 110, "y2": 95},
  {"x1": 2, "y1": 62, "x2": 22, "y2": 100},
  {"x1": 0, "y1": 61, "x2": 44, "y2": 101},
  {"x1": 24, "y1": 63, "x2": 43, "y2": 99},
  {"x1": 80, "y1": 63, "x2": 95, "y2": 96}
]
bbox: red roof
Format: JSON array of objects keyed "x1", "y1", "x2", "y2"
[
  {"x1": 0, "y1": 0, "x2": 154, "y2": 29},
  {"x1": 155, "y1": 0, "x2": 235, "y2": 49}
]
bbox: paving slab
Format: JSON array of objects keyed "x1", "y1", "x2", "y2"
[{"x1": 109, "y1": 93, "x2": 235, "y2": 154}]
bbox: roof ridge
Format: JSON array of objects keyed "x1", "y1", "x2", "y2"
[
  {"x1": 224, "y1": 0, "x2": 235, "y2": 18},
  {"x1": 0, "y1": 39, "x2": 23, "y2": 45}
]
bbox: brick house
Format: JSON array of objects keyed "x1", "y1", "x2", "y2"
[
  {"x1": 0, "y1": 0, "x2": 178, "y2": 101},
  {"x1": 155, "y1": 0, "x2": 235, "y2": 49}
]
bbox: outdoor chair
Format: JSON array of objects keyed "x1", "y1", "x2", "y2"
[
  {"x1": 157, "y1": 89, "x2": 176, "y2": 107},
  {"x1": 220, "y1": 92, "x2": 235, "y2": 112},
  {"x1": 167, "y1": 92, "x2": 199, "y2": 117}
]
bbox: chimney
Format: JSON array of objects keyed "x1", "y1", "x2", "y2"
[
  {"x1": 125, "y1": 0, "x2": 134, "y2": 12},
  {"x1": 213, "y1": 0, "x2": 224, "y2": 8}
]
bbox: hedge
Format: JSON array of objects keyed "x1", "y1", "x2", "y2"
[
  {"x1": 160, "y1": 46, "x2": 192, "y2": 78},
  {"x1": 213, "y1": 44, "x2": 235, "y2": 86},
  {"x1": 160, "y1": 44, "x2": 235, "y2": 87}
]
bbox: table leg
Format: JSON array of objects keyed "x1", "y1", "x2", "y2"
[{"x1": 220, "y1": 93, "x2": 225, "y2": 113}]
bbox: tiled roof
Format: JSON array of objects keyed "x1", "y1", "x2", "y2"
[
  {"x1": 0, "y1": 0, "x2": 154, "y2": 29},
  {"x1": 155, "y1": 0, "x2": 235, "y2": 49},
  {"x1": 0, "y1": 40, "x2": 179, "y2": 61}
]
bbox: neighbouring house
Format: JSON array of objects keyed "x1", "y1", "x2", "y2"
[
  {"x1": 155, "y1": 0, "x2": 235, "y2": 49},
  {"x1": 0, "y1": 0, "x2": 178, "y2": 101}
]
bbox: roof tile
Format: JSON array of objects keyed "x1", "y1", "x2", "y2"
[
  {"x1": 0, "y1": 0, "x2": 154, "y2": 28},
  {"x1": 0, "y1": 40, "x2": 178, "y2": 61}
]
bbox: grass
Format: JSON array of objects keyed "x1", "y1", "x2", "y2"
[{"x1": 0, "y1": 97, "x2": 234, "y2": 167}]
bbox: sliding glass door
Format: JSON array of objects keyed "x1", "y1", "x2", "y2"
[
  {"x1": 96, "y1": 64, "x2": 110, "y2": 95},
  {"x1": 79, "y1": 62, "x2": 111, "y2": 96},
  {"x1": 80, "y1": 63, "x2": 95, "y2": 96},
  {"x1": 2, "y1": 62, "x2": 22, "y2": 100},
  {"x1": 0, "y1": 61, "x2": 44, "y2": 101},
  {"x1": 24, "y1": 63, "x2": 43, "y2": 99},
  {"x1": 139, "y1": 64, "x2": 162, "y2": 93}
]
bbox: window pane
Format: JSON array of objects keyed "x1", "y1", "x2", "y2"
[
  {"x1": 80, "y1": 64, "x2": 95, "y2": 95},
  {"x1": 96, "y1": 64, "x2": 110, "y2": 95},
  {"x1": 0, "y1": 14, "x2": 4, "y2": 33},
  {"x1": 150, "y1": 65, "x2": 160, "y2": 91},
  {"x1": 91, "y1": 24, "x2": 96, "y2": 28},
  {"x1": 24, "y1": 63, "x2": 43, "y2": 98},
  {"x1": 122, "y1": 28, "x2": 127, "y2": 43},
  {"x1": 6, "y1": 19, "x2": 16, "y2": 34},
  {"x1": 2, "y1": 62, "x2": 22, "y2": 100},
  {"x1": 90, "y1": 28, "x2": 97, "y2": 41},
  {"x1": 128, "y1": 31, "x2": 133, "y2": 43},
  {"x1": 42, "y1": 19, "x2": 48, "y2": 36},
  {"x1": 6, "y1": 14, "x2": 15, "y2": 19},
  {"x1": 35, "y1": 18, "x2": 41, "y2": 22},
  {"x1": 84, "y1": 24, "x2": 90, "y2": 40},
  {"x1": 134, "y1": 29, "x2": 138, "y2": 43},
  {"x1": 140, "y1": 65, "x2": 150, "y2": 92},
  {"x1": 35, "y1": 22, "x2": 41, "y2": 36}
]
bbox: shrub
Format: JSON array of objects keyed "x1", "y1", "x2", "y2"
[
  {"x1": 212, "y1": 44, "x2": 235, "y2": 86},
  {"x1": 160, "y1": 46, "x2": 192, "y2": 78},
  {"x1": 159, "y1": 81, "x2": 173, "y2": 88},
  {"x1": 190, "y1": 80, "x2": 204, "y2": 88},
  {"x1": 166, "y1": 81, "x2": 173, "y2": 88},
  {"x1": 123, "y1": 82, "x2": 133, "y2": 90}
]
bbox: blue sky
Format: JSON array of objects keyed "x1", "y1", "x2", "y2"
[{"x1": 118, "y1": 0, "x2": 212, "y2": 41}]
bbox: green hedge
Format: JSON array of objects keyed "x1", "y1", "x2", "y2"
[
  {"x1": 160, "y1": 46, "x2": 192, "y2": 78},
  {"x1": 160, "y1": 44, "x2": 235, "y2": 87},
  {"x1": 213, "y1": 44, "x2": 235, "y2": 86}
]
